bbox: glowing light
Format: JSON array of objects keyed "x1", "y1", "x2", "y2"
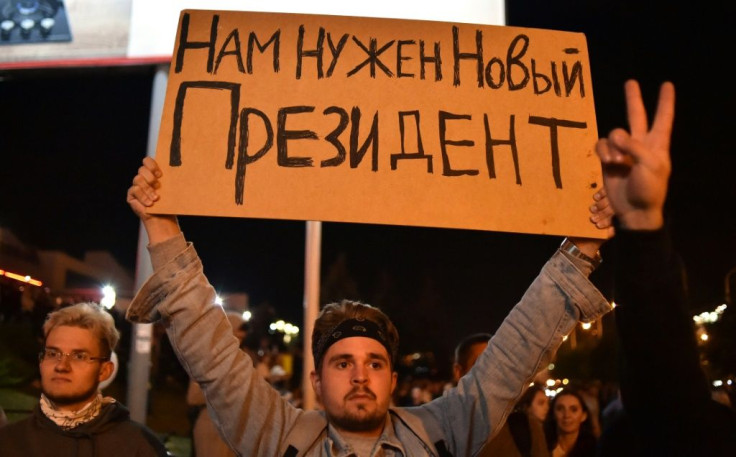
[
  {"x1": 100, "y1": 285, "x2": 116, "y2": 310},
  {"x1": 548, "y1": 363, "x2": 555, "y2": 371},
  {"x1": 713, "y1": 380, "x2": 724, "y2": 387},
  {"x1": 215, "y1": 295, "x2": 224, "y2": 306},
  {"x1": 562, "y1": 378, "x2": 569, "y2": 385},
  {"x1": 269, "y1": 320, "x2": 299, "y2": 337},
  {"x1": 700, "y1": 333, "x2": 709, "y2": 341},
  {"x1": 242, "y1": 310, "x2": 252, "y2": 321},
  {"x1": 546, "y1": 379, "x2": 556, "y2": 387},
  {"x1": 284, "y1": 323, "x2": 299, "y2": 335},
  {"x1": 610, "y1": 301, "x2": 617, "y2": 309},
  {"x1": 693, "y1": 304, "x2": 727, "y2": 324},
  {"x1": 562, "y1": 335, "x2": 568, "y2": 342},
  {"x1": 1, "y1": 269, "x2": 43, "y2": 286},
  {"x1": 581, "y1": 322, "x2": 592, "y2": 330}
]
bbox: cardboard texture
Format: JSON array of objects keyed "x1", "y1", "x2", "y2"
[{"x1": 153, "y1": 9, "x2": 606, "y2": 239}]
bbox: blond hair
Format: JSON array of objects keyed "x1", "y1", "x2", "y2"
[{"x1": 43, "y1": 302, "x2": 120, "y2": 357}]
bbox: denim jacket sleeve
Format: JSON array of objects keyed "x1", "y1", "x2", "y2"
[
  {"x1": 409, "y1": 248, "x2": 611, "y2": 456},
  {"x1": 126, "y1": 236, "x2": 303, "y2": 456}
]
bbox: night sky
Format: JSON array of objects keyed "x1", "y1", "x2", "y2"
[{"x1": 1, "y1": 1, "x2": 734, "y2": 369}]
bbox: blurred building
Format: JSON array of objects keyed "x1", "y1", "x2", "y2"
[{"x1": 0, "y1": 227, "x2": 134, "y2": 312}]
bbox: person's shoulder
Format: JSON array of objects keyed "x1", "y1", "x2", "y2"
[
  {"x1": 98, "y1": 402, "x2": 169, "y2": 454},
  {"x1": 110, "y1": 419, "x2": 170, "y2": 455}
]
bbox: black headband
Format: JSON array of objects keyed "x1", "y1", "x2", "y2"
[{"x1": 313, "y1": 318, "x2": 392, "y2": 368}]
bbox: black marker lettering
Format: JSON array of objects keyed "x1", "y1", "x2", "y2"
[
  {"x1": 483, "y1": 114, "x2": 521, "y2": 184},
  {"x1": 507, "y1": 34, "x2": 530, "y2": 91},
  {"x1": 528, "y1": 116, "x2": 587, "y2": 188},
  {"x1": 321, "y1": 106, "x2": 349, "y2": 167},
  {"x1": 235, "y1": 108, "x2": 273, "y2": 205},
  {"x1": 562, "y1": 60, "x2": 585, "y2": 97},
  {"x1": 215, "y1": 29, "x2": 245, "y2": 74},
  {"x1": 397, "y1": 40, "x2": 416, "y2": 78},
  {"x1": 277, "y1": 106, "x2": 318, "y2": 167},
  {"x1": 325, "y1": 32, "x2": 349, "y2": 77},
  {"x1": 452, "y1": 26, "x2": 484, "y2": 88},
  {"x1": 175, "y1": 13, "x2": 218, "y2": 74},
  {"x1": 296, "y1": 26, "x2": 325, "y2": 79},
  {"x1": 439, "y1": 111, "x2": 478, "y2": 176},
  {"x1": 391, "y1": 111, "x2": 432, "y2": 173},
  {"x1": 350, "y1": 107, "x2": 379, "y2": 171},
  {"x1": 247, "y1": 31, "x2": 280, "y2": 74},
  {"x1": 347, "y1": 36, "x2": 395, "y2": 78},
  {"x1": 419, "y1": 40, "x2": 442, "y2": 81},
  {"x1": 170, "y1": 81, "x2": 240, "y2": 169}
]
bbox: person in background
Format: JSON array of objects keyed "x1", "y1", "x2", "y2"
[
  {"x1": 594, "y1": 79, "x2": 736, "y2": 456},
  {"x1": 452, "y1": 332, "x2": 551, "y2": 457},
  {"x1": 545, "y1": 388, "x2": 596, "y2": 457},
  {"x1": 0, "y1": 302, "x2": 169, "y2": 456},
  {"x1": 516, "y1": 384, "x2": 550, "y2": 425},
  {"x1": 577, "y1": 380, "x2": 602, "y2": 438}
]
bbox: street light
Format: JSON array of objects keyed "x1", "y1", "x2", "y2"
[{"x1": 100, "y1": 285, "x2": 116, "y2": 310}]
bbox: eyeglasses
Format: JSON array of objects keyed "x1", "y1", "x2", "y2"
[{"x1": 38, "y1": 348, "x2": 110, "y2": 364}]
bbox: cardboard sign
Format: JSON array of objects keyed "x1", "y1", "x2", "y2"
[{"x1": 152, "y1": 9, "x2": 606, "y2": 239}]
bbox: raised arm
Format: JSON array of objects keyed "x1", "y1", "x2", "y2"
[
  {"x1": 125, "y1": 156, "x2": 303, "y2": 455},
  {"x1": 416, "y1": 190, "x2": 613, "y2": 456},
  {"x1": 596, "y1": 80, "x2": 736, "y2": 455}
]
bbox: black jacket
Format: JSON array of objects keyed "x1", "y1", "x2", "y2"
[
  {"x1": 0, "y1": 400, "x2": 169, "y2": 457},
  {"x1": 598, "y1": 227, "x2": 736, "y2": 456}
]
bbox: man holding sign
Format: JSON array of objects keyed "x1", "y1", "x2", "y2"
[{"x1": 125, "y1": 155, "x2": 612, "y2": 456}]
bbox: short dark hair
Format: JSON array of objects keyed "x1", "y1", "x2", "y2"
[
  {"x1": 312, "y1": 299, "x2": 399, "y2": 372},
  {"x1": 514, "y1": 383, "x2": 546, "y2": 414},
  {"x1": 454, "y1": 332, "x2": 492, "y2": 372}
]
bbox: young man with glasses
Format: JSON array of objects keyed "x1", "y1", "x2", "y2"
[{"x1": 0, "y1": 302, "x2": 169, "y2": 456}]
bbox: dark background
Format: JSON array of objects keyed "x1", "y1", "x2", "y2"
[{"x1": 1, "y1": 1, "x2": 734, "y2": 373}]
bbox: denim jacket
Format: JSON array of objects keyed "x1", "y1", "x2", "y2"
[{"x1": 127, "y1": 234, "x2": 610, "y2": 456}]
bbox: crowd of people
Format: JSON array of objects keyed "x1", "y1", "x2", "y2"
[
  {"x1": 2, "y1": 303, "x2": 732, "y2": 457},
  {"x1": 2, "y1": 78, "x2": 736, "y2": 457}
]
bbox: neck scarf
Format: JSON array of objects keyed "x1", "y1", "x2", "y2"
[{"x1": 40, "y1": 393, "x2": 116, "y2": 430}]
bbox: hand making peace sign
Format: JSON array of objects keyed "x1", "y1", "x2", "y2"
[{"x1": 595, "y1": 80, "x2": 675, "y2": 230}]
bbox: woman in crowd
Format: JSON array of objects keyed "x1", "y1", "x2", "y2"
[
  {"x1": 516, "y1": 384, "x2": 550, "y2": 424},
  {"x1": 545, "y1": 388, "x2": 596, "y2": 457}
]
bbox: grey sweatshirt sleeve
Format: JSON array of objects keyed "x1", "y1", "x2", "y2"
[{"x1": 126, "y1": 240, "x2": 304, "y2": 456}]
